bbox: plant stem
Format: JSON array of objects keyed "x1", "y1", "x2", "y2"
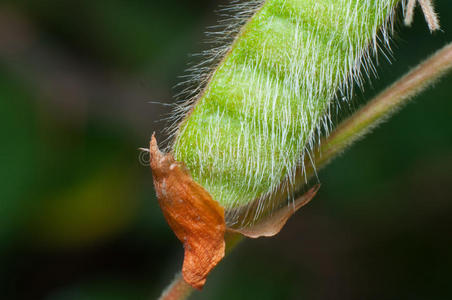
[
  {"x1": 158, "y1": 273, "x2": 193, "y2": 300},
  {"x1": 307, "y1": 42, "x2": 452, "y2": 175},
  {"x1": 157, "y1": 42, "x2": 452, "y2": 300},
  {"x1": 156, "y1": 232, "x2": 243, "y2": 300}
]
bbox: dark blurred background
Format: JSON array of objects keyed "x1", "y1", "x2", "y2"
[{"x1": 0, "y1": 1, "x2": 451, "y2": 299}]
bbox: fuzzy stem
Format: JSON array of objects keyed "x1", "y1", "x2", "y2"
[
  {"x1": 404, "y1": 0, "x2": 416, "y2": 26},
  {"x1": 419, "y1": 0, "x2": 440, "y2": 32},
  {"x1": 158, "y1": 273, "x2": 193, "y2": 300},
  {"x1": 157, "y1": 232, "x2": 243, "y2": 300},
  {"x1": 308, "y1": 42, "x2": 452, "y2": 174}
]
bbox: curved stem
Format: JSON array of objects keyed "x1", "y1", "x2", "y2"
[{"x1": 308, "y1": 42, "x2": 452, "y2": 173}]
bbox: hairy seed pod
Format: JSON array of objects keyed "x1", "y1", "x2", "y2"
[{"x1": 170, "y1": 0, "x2": 402, "y2": 229}]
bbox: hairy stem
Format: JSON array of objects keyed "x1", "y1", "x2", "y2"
[
  {"x1": 157, "y1": 232, "x2": 243, "y2": 300},
  {"x1": 307, "y1": 42, "x2": 452, "y2": 174},
  {"x1": 158, "y1": 273, "x2": 193, "y2": 300}
]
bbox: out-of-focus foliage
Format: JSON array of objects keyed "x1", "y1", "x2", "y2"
[{"x1": 0, "y1": 1, "x2": 451, "y2": 299}]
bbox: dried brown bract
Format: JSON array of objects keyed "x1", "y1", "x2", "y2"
[
  {"x1": 149, "y1": 135, "x2": 226, "y2": 290},
  {"x1": 230, "y1": 185, "x2": 320, "y2": 238}
]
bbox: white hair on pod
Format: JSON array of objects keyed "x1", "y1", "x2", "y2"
[
  {"x1": 167, "y1": 0, "x2": 410, "y2": 228},
  {"x1": 163, "y1": 0, "x2": 265, "y2": 148}
]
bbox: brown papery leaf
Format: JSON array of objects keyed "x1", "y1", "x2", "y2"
[
  {"x1": 230, "y1": 185, "x2": 320, "y2": 238},
  {"x1": 149, "y1": 135, "x2": 225, "y2": 290}
]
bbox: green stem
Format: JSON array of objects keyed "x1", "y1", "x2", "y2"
[
  {"x1": 158, "y1": 42, "x2": 452, "y2": 300},
  {"x1": 308, "y1": 42, "x2": 452, "y2": 174}
]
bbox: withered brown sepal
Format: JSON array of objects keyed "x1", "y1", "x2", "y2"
[
  {"x1": 229, "y1": 185, "x2": 320, "y2": 238},
  {"x1": 149, "y1": 135, "x2": 225, "y2": 290}
]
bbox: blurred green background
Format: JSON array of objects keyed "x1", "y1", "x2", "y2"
[{"x1": 0, "y1": 1, "x2": 451, "y2": 299}]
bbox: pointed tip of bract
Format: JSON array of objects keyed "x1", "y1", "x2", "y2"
[
  {"x1": 229, "y1": 184, "x2": 320, "y2": 239},
  {"x1": 150, "y1": 132, "x2": 158, "y2": 154}
]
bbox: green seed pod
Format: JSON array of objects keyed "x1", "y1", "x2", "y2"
[{"x1": 170, "y1": 0, "x2": 402, "y2": 228}]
